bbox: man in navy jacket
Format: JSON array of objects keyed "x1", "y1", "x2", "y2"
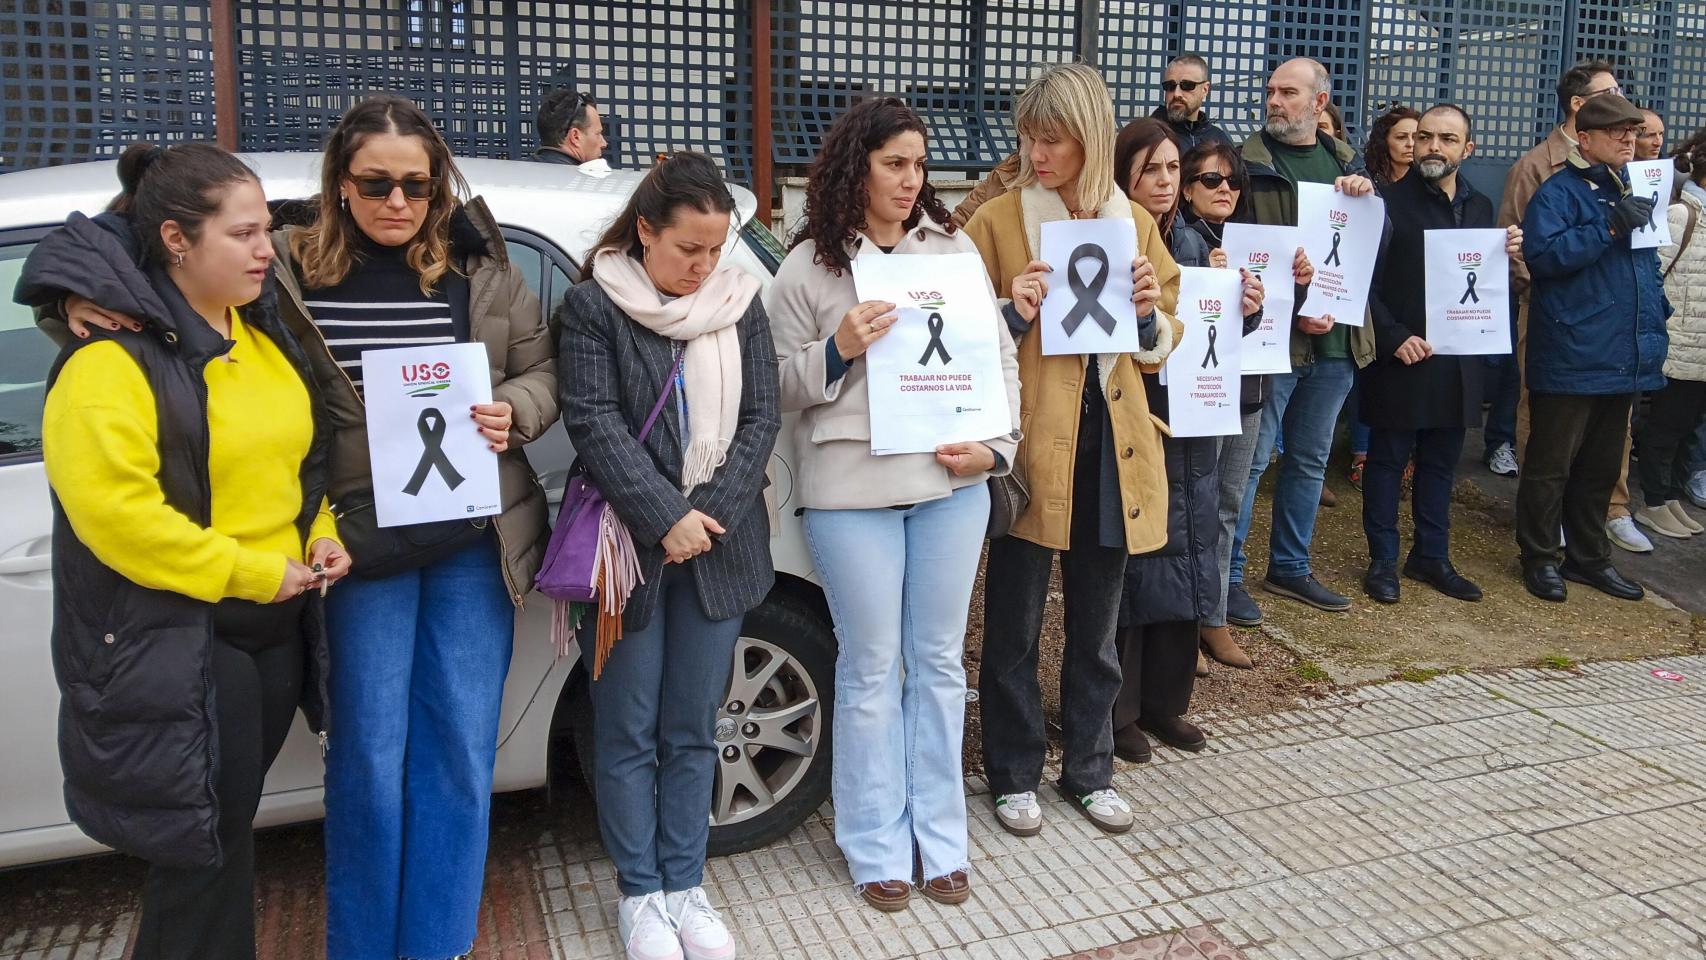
[{"x1": 1516, "y1": 94, "x2": 1670, "y2": 602}]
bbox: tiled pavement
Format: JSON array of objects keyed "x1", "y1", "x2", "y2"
[{"x1": 6, "y1": 655, "x2": 1706, "y2": 959}]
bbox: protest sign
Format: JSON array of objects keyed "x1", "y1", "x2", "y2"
[
  {"x1": 1220, "y1": 222, "x2": 1297, "y2": 375},
  {"x1": 363, "y1": 342, "x2": 502, "y2": 527},
  {"x1": 1038, "y1": 219, "x2": 1140, "y2": 355},
  {"x1": 1424, "y1": 228, "x2": 1512, "y2": 356},
  {"x1": 1298, "y1": 181, "x2": 1384, "y2": 326},
  {"x1": 1160, "y1": 266, "x2": 1244, "y2": 437}
]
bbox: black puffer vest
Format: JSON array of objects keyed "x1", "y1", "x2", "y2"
[{"x1": 16, "y1": 212, "x2": 332, "y2": 869}]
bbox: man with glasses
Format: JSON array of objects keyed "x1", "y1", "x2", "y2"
[
  {"x1": 1153, "y1": 54, "x2": 1233, "y2": 154},
  {"x1": 534, "y1": 84, "x2": 608, "y2": 166},
  {"x1": 1516, "y1": 94, "x2": 1668, "y2": 603}
]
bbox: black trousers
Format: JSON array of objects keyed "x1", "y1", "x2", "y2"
[
  {"x1": 1637, "y1": 378, "x2": 1706, "y2": 507},
  {"x1": 1111, "y1": 619, "x2": 1199, "y2": 732},
  {"x1": 1361, "y1": 427, "x2": 1466, "y2": 568},
  {"x1": 133, "y1": 598, "x2": 304, "y2": 960},
  {"x1": 1515, "y1": 392, "x2": 1634, "y2": 571}
]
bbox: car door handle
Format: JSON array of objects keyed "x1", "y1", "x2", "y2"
[{"x1": 0, "y1": 553, "x2": 50, "y2": 575}]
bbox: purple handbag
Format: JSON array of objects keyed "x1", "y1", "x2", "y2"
[{"x1": 536, "y1": 353, "x2": 683, "y2": 676}]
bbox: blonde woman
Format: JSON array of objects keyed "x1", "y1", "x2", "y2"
[{"x1": 963, "y1": 63, "x2": 1182, "y2": 836}]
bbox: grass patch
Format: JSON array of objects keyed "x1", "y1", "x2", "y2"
[
  {"x1": 1294, "y1": 660, "x2": 1331, "y2": 683},
  {"x1": 1393, "y1": 666, "x2": 1447, "y2": 683},
  {"x1": 1537, "y1": 653, "x2": 1580, "y2": 671}
]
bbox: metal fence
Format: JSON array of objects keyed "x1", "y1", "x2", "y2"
[{"x1": 5, "y1": 0, "x2": 1706, "y2": 197}]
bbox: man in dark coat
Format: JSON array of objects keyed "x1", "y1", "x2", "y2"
[
  {"x1": 1517, "y1": 93, "x2": 1669, "y2": 602},
  {"x1": 533, "y1": 84, "x2": 608, "y2": 165},
  {"x1": 1360, "y1": 104, "x2": 1523, "y2": 604}
]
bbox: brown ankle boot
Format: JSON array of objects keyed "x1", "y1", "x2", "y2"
[
  {"x1": 1200, "y1": 625, "x2": 1254, "y2": 669},
  {"x1": 1196, "y1": 650, "x2": 1210, "y2": 677}
]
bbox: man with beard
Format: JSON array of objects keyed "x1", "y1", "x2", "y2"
[
  {"x1": 1518, "y1": 94, "x2": 1669, "y2": 602},
  {"x1": 1224, "y1": 57, "x2": 1380, "y2": 621},
  {"x1": 1152, "y1": 55, "x2": 1233, "y2": 154},
  {"x1": 1638, "y1": 108, "x2": 1667, "y2": 161},
  {"x1": 1359, "y1": 105, "x2": 1524, "y2": 604}
]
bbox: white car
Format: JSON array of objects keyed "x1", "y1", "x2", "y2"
[{"x1": 0, "y1": 154, "x2": 836, "y2": 869}]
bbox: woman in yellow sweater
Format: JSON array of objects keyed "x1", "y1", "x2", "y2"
[{"x1": 19, "y1": 142, "x2": 344, "y2": 960}]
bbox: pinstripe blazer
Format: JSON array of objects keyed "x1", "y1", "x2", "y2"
[{"x1": 556, "y1": 276, "x2": 781, "y2": 630}]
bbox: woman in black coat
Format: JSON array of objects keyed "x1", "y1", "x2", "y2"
[{"x1": 1110, "y1": 120, "x2": 1264, "y2": 761}]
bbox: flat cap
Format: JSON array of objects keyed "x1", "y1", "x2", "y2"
[{"x1": 1577, "y1": 94, "x2": 1645, "y2": 131}]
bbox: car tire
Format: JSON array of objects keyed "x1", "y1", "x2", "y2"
[{"x1": 565, "y1": 591, "x2": 836, "y2": 858}]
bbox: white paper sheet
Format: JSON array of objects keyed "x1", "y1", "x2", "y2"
[
  {"x1": 1219, "y1": 222, "x2": 1298, "y2": 375},
  {"x1": 1424, "y1": 228, "x2": 1512, "y2": 356},
  {"x1": 1038, "y1": 219, "x2": 1141, "y2": 355},
  {"x1": 1160, "y1": 266, "x2": 1244, "y2": 438},
  {"x1": 362, "y1": 342, "x2": 502, "y2": 528},
  {"x1": 1627, "y1": 159, "x2": 1676, "y2": 249},
  {"x1": 1297, "y1": 181, "x2": 1385, "y2": 327},
  {"x1": 852, "y1": 252, "x2": 1014, "y2": 455}
]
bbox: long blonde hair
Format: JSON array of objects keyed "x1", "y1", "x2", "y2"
[
  {"x1": 290, "y1": 95, "x2": 470, "y2": 294},
  {"x1": 1012, "y1": 62, "x2": 1119, "y2": 213}
]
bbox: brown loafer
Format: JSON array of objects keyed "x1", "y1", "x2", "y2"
[
  {"x1": 921, "y1": 870, "x2": 971, "y2": 905},
  {"x1": 1199, "y1": 625, "x2": 1253, "y2": 669},
  {"x1": 857, "y1": 879, "x2": 911, "y2": 912}
]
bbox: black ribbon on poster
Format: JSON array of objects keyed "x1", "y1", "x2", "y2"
[
  {"x1": 1638, "y1": 191, "x2": 1660, "y2": 232},
  {"x1": 1060, "y1": 243, "x2": 1119, "y2": 336},
  {"x1": 1325, "y1": 230, "x2": 1343, "y2": 267},
  {"x1": 917, "y1": 311, "x2": 953, "y2": 366},
  {"x1": 402, "y1": 407, "x2": 466, "y2": 496},
  {"x1": 1460, "y1": 271, "x2": 1479, "y2": 304},
  {"x1": 1201, "y1": 322, "x2": 1219, "y2": 368}
]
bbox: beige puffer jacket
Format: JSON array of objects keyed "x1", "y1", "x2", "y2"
[{"x1": 1660, "y1": 187, "x2": 1706, "y2": 383}]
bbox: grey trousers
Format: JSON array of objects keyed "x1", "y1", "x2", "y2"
[{"x1": 1206, "y1": 408, "x2": 1265, "y2": 627}]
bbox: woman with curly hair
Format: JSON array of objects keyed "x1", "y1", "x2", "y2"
[
  {"x1": 766, "y1": 96, "x2": 1021, "y2": 913},
  {"x1": 1365, "y1": 105, "x2": 1421, "y2": 190}
]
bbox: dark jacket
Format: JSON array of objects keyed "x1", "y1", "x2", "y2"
[
  {"x1": 1123, "y1": 373, "x2": 1223, "y2": 625},
  {"x1": 1152, "y1": 106, "x2": 1234, "y2": 155},
  {"x1": 1362, "y1": 173, "x2": 1493, "y2": 431},
  {"x1": 16, "y1": 213, "x2": 332, "y2": 870},
  {"x1": 1241, "y1": 130, "x2": 1379, "y2": 369},
  {"x1": 1522, "y1": 157, "x2": 1672, "y2": 396},
  {"x1": 532, "y1": 146, "x2": 581, "y2": 165},
  {"x1": 556, "y1": 276, "x2": 781, "y2": 629}
]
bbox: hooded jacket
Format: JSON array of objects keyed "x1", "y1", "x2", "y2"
[{"x1": 16, "y1": 212, "x2": 332, "y2": 870}]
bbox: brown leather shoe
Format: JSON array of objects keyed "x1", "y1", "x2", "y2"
[
  {"x1": 1200, "y1": 625, "x2": 1253, "y2": 669},
  {"x1": 920, "y1": 870, "x2": 971, "y2": 905},
  {"x1": 1319, "y1": 484, "x2": 1338, "y2": 508},
  {"x1": 1196, "y1": 650, "x2": 1210, "y2": 677},
  {"x1": 857, "y1": 879, "x2": 911, "y2": 912}
]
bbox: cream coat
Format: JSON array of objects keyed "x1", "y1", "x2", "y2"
[{"x1": 1659, "y1": 187, "x2": 1706, "y2": 383}]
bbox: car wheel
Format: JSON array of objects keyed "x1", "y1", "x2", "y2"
[{"x1": 566, "y1": 591, "x2": 835, "y2": 857}]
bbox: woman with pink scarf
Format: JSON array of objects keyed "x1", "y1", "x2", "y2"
[{"x1": 557, "y1": 152, "x2": 780, "y2": 960}]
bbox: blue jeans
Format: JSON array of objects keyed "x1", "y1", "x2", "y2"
[
  {"x1": 1232, "y1": 357, "x2": 1357, "y2": 582},
  {"x1": 591, "y1": 563, "x2": 742, "y2": 897},
  {"x1": 323, "y1": 536, "x2": 514, "y2": 960},
  {"x1": 805, "y1": 483, "x2": 987, "y2": 886},
  {"x1": 1345, "y1": 379, "x2": 1370, "y2": 457}
]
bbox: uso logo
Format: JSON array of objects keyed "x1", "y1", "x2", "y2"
[{"x1": 402, "y1": 361, "x2": 453, "y2": 397}]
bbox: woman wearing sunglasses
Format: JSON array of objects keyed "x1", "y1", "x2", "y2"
[
  {"x1": 61, "y1": 94, "x2": 558, "y2": 960},
  {"x1": 1177, "y1": 141, "x2": 1313, "y2": 672}
]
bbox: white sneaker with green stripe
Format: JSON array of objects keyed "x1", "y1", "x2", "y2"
[
  {"x1": 992, "y1": 791, "x2": 1043, "y2": 836},
  {"x1": 1059, "y1": 784, "x2": 1134, "y2": 833}
]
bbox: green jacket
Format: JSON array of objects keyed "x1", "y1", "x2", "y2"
[{"x1": 1241, "y1": 131, "x2": 1378, "y2": 369}]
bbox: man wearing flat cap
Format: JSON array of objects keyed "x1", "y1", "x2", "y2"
[{"x1": 1516, "y1": 94, "x2": 1672, "y2": 603}]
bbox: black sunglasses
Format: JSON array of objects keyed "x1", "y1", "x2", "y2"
[
  {"x1": 1163, "y1": 80, "x2": 1204, "y2": 93},
  {"x1": 347, "y1": 174, "x2": 439, "y2": 201},
  {"x1": 1188, "y1": 171, "x2": 1242, "y2": 191}
]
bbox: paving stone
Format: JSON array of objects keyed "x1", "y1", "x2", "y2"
[
  {"x1": 1516, "y1": 893, "x2": 1705, "y2": 959},
  {"x1": 1224, "y1": 797, "x2": 1409, "y2": 873},
  {"x1": 1436, "y1": 764, "x2": 1619, "y2": 833},
  {"x1": 1624, "y1": 742, "x2": 1706, "y2": 787},
  {"x1": 1534, "y1": 801, "x2": 1706, "y2": 895},
  {"x1": 1539, "y1": 696, "x2": 1706, "y2": 750},
  {"x1": 1254, "y1": 736, "x2": 1421, "y2": 796},
  {"x1": 1358, "y1": 710, "x2": 1604, "y2": 782},
  {"x1": 1333, "y1": 780, "x2": 1509, "y2": 853},
  {"x1": 1639, "y1": 878, "x2": 1706, "y2": 937},
  {"x1": 1528, "y1": 749, "x2": 1706, "y2": 814},
  {"x1": 1417, "y1": 834, "x2": 1621, "y2": 918},
  {"x1": 1121, "y1": 816, "x2": 1299, "y2": 899}
]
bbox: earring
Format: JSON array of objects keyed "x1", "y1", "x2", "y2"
[{"x1": 173, "y1": 252, "x2": 185, "y2": 267}]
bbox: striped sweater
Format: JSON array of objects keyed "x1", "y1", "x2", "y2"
[{"x1": 304, "y1": 239, "x2": 455, "y2": 393}]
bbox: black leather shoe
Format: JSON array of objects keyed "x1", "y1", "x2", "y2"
[
  {"x1": 1226, "y1": 583, "x2": 1264, "y2": 627},
  {"x1": 1262, "y1": 573, "x2": 1352, "y2": 612},
  {"x1": 1522, "y1": 564, "x2": 1567, "y2": 602},
  {"x1": 1113, "y1": 723, "x2": 1152, "y2": 763},
  {"x1": 1363, "y1": 564, "x2": 1401, "y2": 604},
  {"x1": 1403, "y1": 557, "x2": 1483, "y2": 602},
  {"x1": 1139, "y1": 715, "x2": 1208, "y2": 752},
  {"x1": 1560, "y1": 561, "x2": 1645, "y2": 601}
]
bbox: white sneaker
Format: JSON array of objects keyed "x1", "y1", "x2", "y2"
[
  {"x1": 993, "y1": 791, "x2": 1043, "y2": 836},
  {"x1": 1486, "y1": 442, "x2": 1519, "y2": 477},
  {"x1": 666, "y1": 887, "x2": 736, "y2": 960},
  {"x1": 619, "y1": 892, "x2": 684, "y2": 960},
  {"x1": 1607, "y1": 515, "x2": 1655, "y2": 553},
  {"x1": 1687, "y1": 470, "x2": 1706, "y2": 509},
  {"x1": 1060, "y1": 785, "x2": 1135, "y2": 834}
]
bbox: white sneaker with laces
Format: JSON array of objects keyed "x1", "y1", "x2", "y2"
[
  {"x1": 1607, "y1": 515, "x2": 1655, "y2": 553},
  {"x1": 1061, "y1": 785, "x2": 1135, "y2": 833},
  {"x1": 993, "y1": 791, "x2": 1043, "y2": 836},
  {"x1": 1486, "y1": 442, "x2": 1519, "y2": 477},
  {"x1": 619, "y1": 891, "x2": 684, "y2": 960},
  {"x1": 666, "y1": 887, "x2": 736, "y2": 960}
]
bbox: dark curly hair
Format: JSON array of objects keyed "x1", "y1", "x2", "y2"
[
  {"x1": 1674, "y1": 126, "x2": 1706, "y2": 192},
  {"x1": 1364, "y1": 105, "x2": 1421, "y2": 187},
  {"x1": 794, "y1": 96, "x2": 954, "y2": 275}
]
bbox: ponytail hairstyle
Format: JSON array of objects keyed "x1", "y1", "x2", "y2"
[
  {"x1": 796, "y1": 96, "x2": 954, "y2": 275},
  {"x1": 589, "y1": 151, "x2": 736, "y2": 261},
  {"x1": 1674, "y1": 127, "x2": 1706, "y2": 193},
  {"x1": 291, "y1": 95, "x2": 470, "y2": 295},
  {"x1": 110, "y1": 142, "x2": 259, "y2": 267}
]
